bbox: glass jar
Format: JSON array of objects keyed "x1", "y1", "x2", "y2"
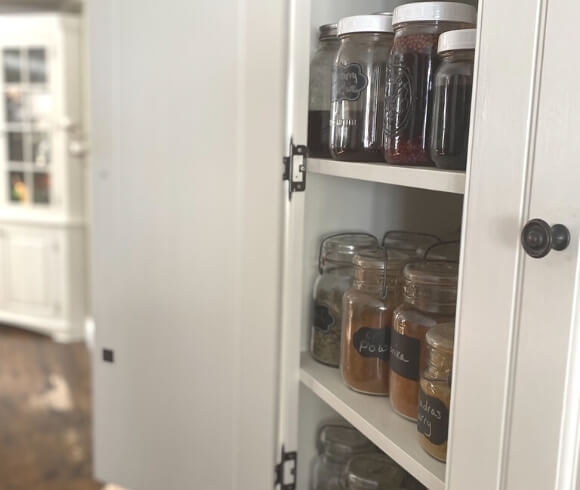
[
  {"x1": 383, "y1": 230, "x2": 440, "y2": 258},
  {"x1": 311, "y1": 233, "x2": 379, "y2": 366},
  {"x1": 311, "y1": 424, "x2": 374, "y2": 490},
  {"x1": 341, "y1": 249, "x2": 392, "y2": 395},
  {"x1": 418, "y1": 323, "x2": 455, "y2": 462},
  {"x1": 384, "y1": 2, "x2": 476, "y2": 165},
  {"x1": 330, "y1": 15, "x2": 394, "y2": 162},
  {"x1": 308, "y1": 24, "x2": 340, "y2": 159},
  {"x1": 390, "y1": 261, "x2": 458, "y2": 420},
  {"x1": 430, "y1": 28, "x2": 476, "y2": 170},
  {"x1": 423, "y1": 240, "x2": 461, "y2": 262},
  {"x1": 340, "y1": 453, "x2": 406, "y2": 490}
]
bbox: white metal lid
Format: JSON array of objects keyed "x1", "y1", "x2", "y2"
[
  {"x1": 393, "y1": 2, "x2": 477, "y2": 26},
  {"x1": 337, "y1": 14, "x2": 394, "y2": 36},
  {"x1": 438, "y1": 28, "x2": 476, "y2": 53}
]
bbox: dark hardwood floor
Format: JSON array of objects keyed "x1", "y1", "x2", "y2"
[{"x1": 0, "y1": 325, "x2": 115, "y2": 490}]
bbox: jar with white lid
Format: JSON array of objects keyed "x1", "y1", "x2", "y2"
[
  {"x1": 430, "y1": 28, "x2": 476, "y2": 170},
  {"x1": 308, "y1": 24, "x2": 340, "y2": 158},
  {"x1": 330, "y1": 15, "x2": 394, "y2": 162},
  {"x1": 384, "y1": 2, "x2": 476, "y2": 165},
  {"x1": 311, "y1": 233, "x2": 379, "y2": 366}
]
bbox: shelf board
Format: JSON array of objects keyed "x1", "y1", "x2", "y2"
[
  {"x1": 300, "y1": 352, "x2": 446, "y2": 490},
  {"x1": 308, "y1": 158, "x2": 465, "y2": 195}
]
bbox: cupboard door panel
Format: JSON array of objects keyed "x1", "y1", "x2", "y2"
[
  {"x1": 502, "y1": 1, "x2": 580, "y2": 488},
  {"x1": 88, "y1": 1, "x2": 285, "y2": 489},
  {"x1": 0, "y1": 226, "x2": 61, "y2": 317}
]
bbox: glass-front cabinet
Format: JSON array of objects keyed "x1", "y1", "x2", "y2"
[{"x1": 0, "y1": 14, "x2": 86, "y2": 342}]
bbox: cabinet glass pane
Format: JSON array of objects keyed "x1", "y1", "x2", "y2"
[
  {"x1": 7, "y1": 132, "x2": 25, "y2": 162},
  {"x1": 28, "y1": 93, "x2": 52, "y2": 122},
  {"x1": 30, "y1": 131, "x2": 50, "y2": 166},
  {"x1": 8, "y1": 171, "x2": 29, "y2": 203},
  {"x1": 28, "y1": 48, "x2": 47, "y2": 84},
  {"x1": 5, "y1": 89, "x2": 27, "y2": 122},
  {"x1": 33, "y1": 172, "x2": 50, "y2": 204},
  {"x1": 3, "y1": 48, "x2": 21, "y2": 83}
]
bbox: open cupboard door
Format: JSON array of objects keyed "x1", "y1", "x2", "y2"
[{"x1": 88, "y1": 0, "x2": 287, "y2": 489}]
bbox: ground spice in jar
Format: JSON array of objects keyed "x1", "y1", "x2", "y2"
[
  {"x1": 389, "y1": 262, "x2": 457, "y2": 420},
  {"x1": 341, "y1": 249, "x2": 392, "y2": 395},
  {"x1": 418, "y1": 324, "x2": 455, "y2": 462}
]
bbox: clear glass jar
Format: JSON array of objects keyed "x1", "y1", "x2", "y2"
[
  {"x1": 383, "y1": 230, "x2": 440, "y2": 258},
  {"x1": 418, "y1": 324, "x2": 454, "y2": 462},
  {"x1": 430, "y1": 29, "x2": 476, "y2": 170},
  {"x1": 311, "y1": 424, "x2": 374, "y2": 490},
  {"x1": 330, "y1": 15, "x2": 394, "y2": 162},
  {"x1": 340, "y1": 453, "x2": 406, "y2": 490},
  {"x1": 341, "y1": 249, "x2": 392, "y2": 395},
  {"x1": 311, "y1": 233, "x2": 379, "y2": 366},
  {"x1": 384, "y1": 2, "x2": 476, "y2": 165},
  {"x1": 308, "y1": 24, "x2": 340, "y2": 159},
  {"x1": 423, "y1": 240, "x2": 461, "y2": 262},
  {"x1": 390, "y1": 261, "x2": 458, "y2": 420}
]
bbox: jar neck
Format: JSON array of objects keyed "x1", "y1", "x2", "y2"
[
  {"x1": 440, "y1": 50, "x2": 475, "y2": 63},
  {"x1": 322, "y1": 451, "x2": 350, "y2": 465},
  {"x1": 353, "y1": 266, "x2": 386, "y2": 295},
  {"x1": 322, "y1": 260, "x2": 353, "y2": 274},
  {"x1": 425, "y1": 346, "x2": 453, "y2": 378},
  {"x1": 340, "y1": 31, "x2": 393, "y2": 44},
  {"x1": 403, "y1": 280, "x2": 457, "y2": 314}
]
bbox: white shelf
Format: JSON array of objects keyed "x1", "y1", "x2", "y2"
[
  {"x1": 308, "y1": 158, "x2": 465, "y2": 195},
  {"x1": 300, "y1": 352, "x2": 446, "y2": 490}
]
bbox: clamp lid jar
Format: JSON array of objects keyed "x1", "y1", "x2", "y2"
[{"x1": 311, "y1": 233, "x2": 378, "y2": 367}]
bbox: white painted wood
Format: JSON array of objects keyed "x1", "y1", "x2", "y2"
[
  {"x1": 0, "y1": 222, "x2": 85, "y2": 339},
  {"x1": 500, "y1": 0, "x2": 580, "y2": 488},
  {"x1": 300, "y1": 353, "x2": 445, "y2": 490},
  {"x1": 88, "y1": 0, "x2": 286, "y2": 489},
  {"x1": 308, "y1": 158, "x2": 466, "y2": 195}
]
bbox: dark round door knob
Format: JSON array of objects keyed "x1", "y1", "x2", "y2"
[{"x1": 521, "y1": 219, "x2": 570, "y2": 258}]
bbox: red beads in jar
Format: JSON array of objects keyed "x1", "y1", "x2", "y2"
[{"x1": 384, "y1": 2, "x2": 476, "y2": 166}]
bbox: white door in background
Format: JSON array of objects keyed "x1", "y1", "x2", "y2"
[{"x1": 88, "y1": 0, "x2": 286, "y2": 489}]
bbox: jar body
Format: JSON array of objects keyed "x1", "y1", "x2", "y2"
[
  {"x1": 330, "y1": 32, "x2": 393, "y2": 162},
  {"x1": 430, "y1": 50, "x2": 474, "y2": 170},
  {"x1": 309, "y1": 37, "x2": 340, "y2": 158},
  {"x1": 390, "y1": 303, "x2": 453, "y2": 419},
  {"x1": 384, "y1": 21, "x2": 473, "y2": 165},
  {"x1": 418, "y1": 370, "x2": 451, "y2": 461},
  {"x1": 311, "y1": 454, "x2": 346, "y2": 490},
  {"x1": 311, "y1": 265, "x2": 354, "y2": 366},
  {"x1": 341, "y1": 288, "x2": 392, "y2": 395}
]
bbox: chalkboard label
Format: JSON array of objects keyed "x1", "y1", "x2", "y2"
[
  {"x1": 417, "y1": 390, "x2": 449, "y2": 446},
  {"x1": 353, "y1": 327, "x2": 390, "y2": 362},
  {"x1": 390, "y1": 329, "x2": 421, "y2": 381},
  {"x1": 313, "y1": 302, "x2": 335, "y2": 332}
]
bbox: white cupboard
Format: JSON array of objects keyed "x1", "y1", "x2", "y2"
[
  {"x1": 0, "y1": 14, "x2": 87, "y2": 341},
  {"x1": 88, "y1": 0, "x2": 580, "y2": 489}
]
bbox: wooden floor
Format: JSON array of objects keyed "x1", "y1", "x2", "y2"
[{"x1": 0, "y1": 325, "x2": 109, "y2": 490}]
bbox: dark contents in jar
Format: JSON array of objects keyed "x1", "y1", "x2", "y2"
[
  {"x1": 308, "y1": 110, "x2": 332, "y2": 159},
  {"x1": 384, "y1": 34, "x2": 440, "y2": 165},
  {"x1": 430, "y1": 77, "x2": 472, "y2": 170},
  {"x1": 330, "y1": 111, "x2": 386, "y2": 162}
]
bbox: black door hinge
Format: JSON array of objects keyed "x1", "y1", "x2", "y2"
[
  {"x1": 274, "y1": 445, "x2": 297, "y2": 490},
  {"x1": 283, "y1": 138, "x2": 307, "y2": 201}
]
